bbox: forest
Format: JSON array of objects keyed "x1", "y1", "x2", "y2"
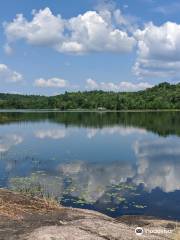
[{"x1": 0, "y1": 82, "x2": 179, "y2": 110}]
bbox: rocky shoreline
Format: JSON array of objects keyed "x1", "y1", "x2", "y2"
[{"x1": 0, "y1": 188, "x2": 179, "y2": 240}]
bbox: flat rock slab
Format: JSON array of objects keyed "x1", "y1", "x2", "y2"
[
  {"x1": 24, "y1": 218, "x2": 179, "y2": 240},
  {"x1": 0, "y1": 189, "x2": 179, "y2": 240}
]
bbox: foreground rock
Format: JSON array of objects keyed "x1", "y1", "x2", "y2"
[{"x1": 0, "y1": 189, "x2": 179, "y2": 240}]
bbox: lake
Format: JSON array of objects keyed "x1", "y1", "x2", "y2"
[{"x1": 0, "y1": 111, "x2": 180, "y2": 220}]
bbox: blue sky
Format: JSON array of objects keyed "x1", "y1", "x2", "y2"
[{"x1": 0, "y1": 0, "x2": 180, "y2": 95}]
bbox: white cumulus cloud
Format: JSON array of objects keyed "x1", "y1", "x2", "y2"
[
  {"x1": 86, "y1": 78, "x2": 153, "y2": 91},
  {"x1": 3, "y1": 43, "x2": 13, "y2": 55},
  {"x1": 4, "y1": 7, "x2": 136, "y2": 54},
  {"x1": 4, "y1": 8, "x2": 64, "y2": 46},
  {"x1": 34, "y1": 77, "x2": 68, "y2": 88},
  {"x1": 0, "y1": 64, "x2": 23, "y2": 83},
  {"x1": 133, "y1": 21, "x2": 180, "y2": 78}
]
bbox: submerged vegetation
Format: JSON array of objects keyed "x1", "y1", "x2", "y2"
[
  {"x1": 8, "y1": 173, "x2": 153, "y2": 217},
  {"x1": 0, "y1": 82, "x2": 179, "y2": 110}
]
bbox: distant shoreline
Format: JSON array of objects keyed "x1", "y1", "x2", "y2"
[
  {"x1": 0, "y1": 83, "x2": 179, "y2": 110},
  {"x1": 0, "y1": 109, "x2": 180, "y2": 113}
]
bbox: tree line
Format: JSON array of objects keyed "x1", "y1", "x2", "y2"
[{"x1": 0, "y1": 82, "x2": 179, "y2": 110}]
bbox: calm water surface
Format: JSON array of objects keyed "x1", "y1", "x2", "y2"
[{"x1": 0, "y1": 111, "x2": 180, "y2": 220}]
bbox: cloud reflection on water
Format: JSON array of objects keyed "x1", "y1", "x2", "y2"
[
  {"x1": 134, "y1": 138, "x2": 180, "y2": 192},
  {"x1": 0, "y1": 134, "x2": 23, "y2": 153},
  {"x1": 8, "y1": 131, "x2": 180, "y2": 219},
  {"x1": 35, "y1": 129, "x2": 67, "y2": 139},
  {"x1": 87, "y1": 126, "x2": 147, "y2": 139}
]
